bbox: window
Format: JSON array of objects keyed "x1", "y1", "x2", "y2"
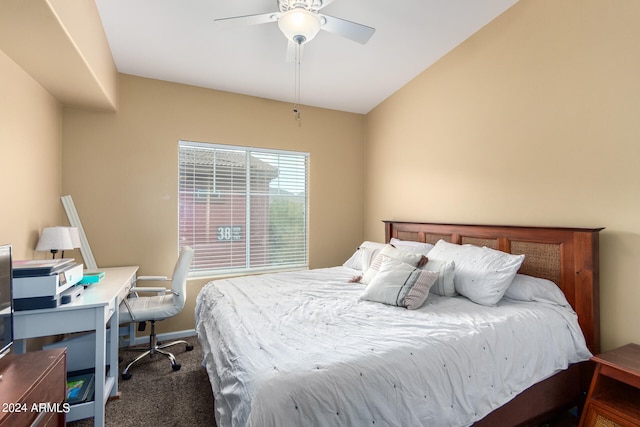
[{"x1": 178, "y1": 141, "x2": 309, "y2": 277}]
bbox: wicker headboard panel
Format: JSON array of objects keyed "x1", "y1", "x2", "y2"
[{"x1": 384, "y1": 221, "x2": 603, "y2": 354}]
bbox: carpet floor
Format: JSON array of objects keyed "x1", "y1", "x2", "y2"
[{"x1": 67, "y1": 334, "x2": 215, "y2": 427}]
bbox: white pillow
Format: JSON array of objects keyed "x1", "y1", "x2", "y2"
[
  {"x1": 360, "y1": 241, "x2": 388, "y2": 250},
  {"x1": 503, "y1": 274, "x2": 570, "y2": 307},
  {"x1": 427, "y1": 240, "x2": 525, "y2": 306},
  {"x1": 420, "y1": 258, "x2": 456, "y2": 297},
  {"x1": 343, "y1": 241, "x2": 386, "y2": 271},
  {"x1": 362, "y1": 244, "x2": 426, "y2": 285},
  {"x1": 360, "y1": 257, "x2": 438, "y2": 310},
  {"x1": 390, "y1": 238, "x2": 434, "y2": 256}
]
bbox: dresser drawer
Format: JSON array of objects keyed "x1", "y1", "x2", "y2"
[{"x1": 0, "y1": 349, "x2": 67, "y2": 427}]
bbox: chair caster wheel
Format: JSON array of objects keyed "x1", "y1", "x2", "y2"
[
  {"x1": 122, "y1": 372, "x2": 132, "y2": 380},
  {"x1": 186, "y1": 344, "x2": 194, "y2": 351},
  {"x1": 172, "y1": 364, "x2": 182, "y2": 371}
]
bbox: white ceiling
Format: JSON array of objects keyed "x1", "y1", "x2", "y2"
[{"x1": 95, "y1": 0, "x2": 519, "y2": 114}]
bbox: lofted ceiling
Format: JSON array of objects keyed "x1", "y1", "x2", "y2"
[{"x1": 95, "y1": 0, "x2": 519, "y2": 114}]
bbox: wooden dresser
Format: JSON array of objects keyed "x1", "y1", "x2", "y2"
[{"x1": 0, "y1": 348, "x2": 67, "y2": 427}]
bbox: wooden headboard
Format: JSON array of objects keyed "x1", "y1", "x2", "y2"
[{"x1": 384, "y1": 221, "x2": 603, "y2": 354}]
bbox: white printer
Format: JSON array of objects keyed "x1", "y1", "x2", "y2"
[{"x1": 12, "y1": 258, "x2": 83, "y2": 310}]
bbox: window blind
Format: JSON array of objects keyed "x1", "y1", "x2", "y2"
[{"x1": 178, "y1": 141, "x2": 309, "y2": 277}]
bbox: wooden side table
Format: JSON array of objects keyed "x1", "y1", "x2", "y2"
[{"x1": 579, "y1": 343, "x2": 640, "y2": 426}]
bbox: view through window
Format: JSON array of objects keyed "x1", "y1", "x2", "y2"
[{"x1": 178, "y1": 141, "x2": 309, "y2": 277}]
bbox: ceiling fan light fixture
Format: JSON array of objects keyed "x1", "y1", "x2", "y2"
[{"x1": 278, "y1": 8, "x2": 321, "y2": 44}]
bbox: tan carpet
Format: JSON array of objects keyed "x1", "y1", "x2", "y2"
[{"x1": 67, "y1": 335, "x2": 215, "y2": 427}]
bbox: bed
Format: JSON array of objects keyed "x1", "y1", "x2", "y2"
[{"x1": 195, "y1": 221, "x2": 603, "y2": 427}]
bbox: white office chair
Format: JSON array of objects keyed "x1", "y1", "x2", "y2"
[{"x1": 119, "y1": 246, "x2": 194, "y2": 380}]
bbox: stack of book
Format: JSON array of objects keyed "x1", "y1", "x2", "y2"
[{"x1": 66, "y1": 370, "x2": 95, "y2": 404}]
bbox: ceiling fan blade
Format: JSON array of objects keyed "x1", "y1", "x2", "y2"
[
  {"x1": 286, "y1": 40, "x2": 305, "y2": 63},
  {"x1": 214, "y1": 12, "x2": 278, "y2": 27},
  {"x1": 319, "y1": 14, "x2": 375, "y2": 44}
]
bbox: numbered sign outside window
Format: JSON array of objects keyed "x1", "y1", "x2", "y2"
[{"x1": 217, "y1": 226, "x2": 243, "y2": 241}]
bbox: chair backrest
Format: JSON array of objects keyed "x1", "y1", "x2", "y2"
[{"x1": 170, "y1": 246, "x2": 194, "y2": 310}]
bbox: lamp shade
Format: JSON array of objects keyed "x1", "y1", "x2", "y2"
[
  {"x1": 278, "y1": 8, "x2": 321, "y2": 44},
  {"x1": 35, "y1": 226, "x2": 79, "y2": 252},
  {"x1": 64, "y1": 227, "x2": 81, "y2": 249}
]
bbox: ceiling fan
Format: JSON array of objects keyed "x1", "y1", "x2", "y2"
[
  {"x1": 215, "y1": 0, "x2": 376, "y2": 55},
  {"x1": 216, "y1": 0, "x2": 374, "y2": 124}
]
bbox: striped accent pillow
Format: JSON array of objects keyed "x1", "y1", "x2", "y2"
[
  {"x1": 421, "y1": 258, "x2": 457, "y2": 297},
  {"x1": 360, "y1": 257, "x2": 438, "y2": 310},
  {"x1": 361, "y1": 244, "x2": 426, "y2": 285},
  {"x1": 343, "y1": 241, "x2": 387, "y2": 271}
]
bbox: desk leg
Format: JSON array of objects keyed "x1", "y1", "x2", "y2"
[
  {"x1": 94, "y1": 307, "x2": 107, "y2": 427},
  {"x1": 13, "y1": 339, "x2": 26, "y2": 354},
  {"x1": 109, "y1": 299, "x2": 120, "y2": 397}
]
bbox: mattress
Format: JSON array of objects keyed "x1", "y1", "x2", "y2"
[{"x1": 195, "y1": 266, "x2": 591, "y2": 427}]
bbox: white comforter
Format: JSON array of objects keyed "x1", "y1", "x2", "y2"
[{"x1": 195, "y1": 266, "x2": 591, "y2": 427}]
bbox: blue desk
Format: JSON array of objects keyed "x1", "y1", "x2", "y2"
[{"x1": 13, "y1": 266, "x2": 138, "y2": 426}]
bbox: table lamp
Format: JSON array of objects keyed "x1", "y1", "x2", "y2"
[{"x1": 35, "y1": 226, "x2": 81, "y2": 259}]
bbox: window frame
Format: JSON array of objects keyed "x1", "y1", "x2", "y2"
[{"x1": 178, "y1": 140, "x2": 309, "y2": 278}]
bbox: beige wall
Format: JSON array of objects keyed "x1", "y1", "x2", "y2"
[
  {"x1": 365, "y1": 0, "x2": 640, "y2": 351},
  {"x1": 0, "y1": 0, "x2": 117, "y2": 111},
  {"x1": 0, "y1": 49, "x2": 63, "y2": 260},
  {"x1": 4, "y1": 0, "x2": 638, "y2": 350},
  {"x1": 62, "y1": 74, "x2": 365, "y2": 334},
  {"x1": 0, "y1": 48, "x2": 64, "y2": 352}
]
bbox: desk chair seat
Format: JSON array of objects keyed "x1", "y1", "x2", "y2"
[
  {"x1": 119, "y1": 293, "x2": 180, "y2": 324},
  {"x1": 119, "y1": 247, "x2": 194, "y2": 380}
]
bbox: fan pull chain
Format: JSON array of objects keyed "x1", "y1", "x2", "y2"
[{"x1": 293, "y1": 40, "x2": 302, "y2": 126}]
